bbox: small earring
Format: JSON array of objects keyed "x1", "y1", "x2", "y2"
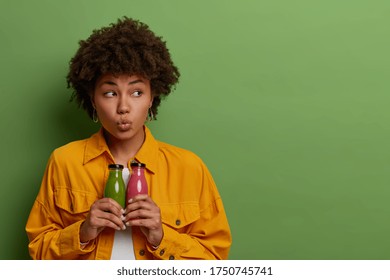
[
  {"x1": 148, "y1": 108, "x2": 154, "y2": 122},
  {"x1": 92, "y1": 109, "x2": 99, "y2": 123}
]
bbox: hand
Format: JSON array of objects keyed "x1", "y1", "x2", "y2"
[
  {"x1": 80, "y1": 197, "x2": 126, "y2": 243},
  {"x1": 124, "y1": 194, "x2": 163, "y2": 248}
]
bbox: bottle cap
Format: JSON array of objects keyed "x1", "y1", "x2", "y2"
[
  {"x1": 108, "y1": 164, "x2": 124, "y2": 169},
  {"x1": 130, "y1": 162, "x2": 146, "y2": 168}
]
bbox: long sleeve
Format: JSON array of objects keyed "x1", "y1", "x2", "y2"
[
  {"x1": 149, "y1": 197, "x2": 231, "y2": 260},
  {"x1": 26, "y1": 152, "x2": 97, "y2": 259},
  {"x1": 132, "y1": 143, "x2": 232, "y2": 260}
]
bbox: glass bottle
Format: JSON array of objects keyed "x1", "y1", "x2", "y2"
[
  {"x1": 126, "y1": 162, "x2": 148, "y2": 205},
  {"x1": 104, "y1": 164, "x2": 126, "y2": 208}
]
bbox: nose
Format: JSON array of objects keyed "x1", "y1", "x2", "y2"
[{"x1": 117, "y1": 95, "x2": 130, "y2": 114}]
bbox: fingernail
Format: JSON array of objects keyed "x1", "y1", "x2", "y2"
[
  {"x1": 121, "y1": 215, "x2": 126, "y2": 221},
  {"x1": 128, "y1": 199, "x2": 133, "y2": 203},
  {"x1": 121, "y1": 209, "x2": 125, "y2": 214},
  {"x1": 126, "y1": 222, "x2": 130, "y2": 226},
  {"x1": 122, "y1": 225, "x2": 126, "y2": 230}
]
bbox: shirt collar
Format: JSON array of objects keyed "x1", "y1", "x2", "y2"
[
  {"x1": 84, "y1": 128, "x2": 111, "y2": 165},
  {"x1": 83, "y1": 126, "x2": 158, "y2": 174},
  {"x1": 134, "y1": 126, "x2": 158, "y2": 174}
]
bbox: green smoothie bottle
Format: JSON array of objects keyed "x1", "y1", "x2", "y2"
[{"x1": 104, "y1": 164, "x2": 126, "y2": 208}]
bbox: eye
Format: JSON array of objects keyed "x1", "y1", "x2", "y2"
[
  {"x1": 132, "y1": 91, "x2": 143, "y2": 97},
  {"x1": 104, "y1": 91, "x2": 116, "y2": 97}
]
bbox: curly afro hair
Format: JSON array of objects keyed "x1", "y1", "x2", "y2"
[{"x1": 67, "y1": 17, "x2": 180, "y2": 120}]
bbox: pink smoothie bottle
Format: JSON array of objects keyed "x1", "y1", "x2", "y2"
[{"x1": 126, "y1": 162, "x2": 148, "y2": 205}]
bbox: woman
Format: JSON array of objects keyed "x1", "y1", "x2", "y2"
[{"x1": 25, "y1": 17, "x2": 232, "y2": 260}]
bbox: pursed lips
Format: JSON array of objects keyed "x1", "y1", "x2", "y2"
[{"x1": 117, "y1": 119, "x2": 131, "y2": 130}]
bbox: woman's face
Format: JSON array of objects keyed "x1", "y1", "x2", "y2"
[{"x1": 93, "y1": 73, "x2": 153, "y2": 144}]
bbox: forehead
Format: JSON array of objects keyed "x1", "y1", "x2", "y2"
[{"x1": 96, "y1": 73, "x2": 150, "y2": 86}]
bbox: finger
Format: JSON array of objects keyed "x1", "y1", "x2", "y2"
[
  {"x1": 127, "y1": 194, "x2": 149, "y2": 204},
  {"x1": 124, "y1": 203, "x2": 160, "y2": 221},
  {"x1": 83, "y1": 215, "x2": 123, "y2": 235},
  {"x1": 98, "y1": 198, "x2": 125, "y2": 215},
  {"x1": 126, "y1": 199, "x2": 152, "y2": 212},
  {"x1": 125, "y1": 208, "x2": 152, "y2": 219},
  {"x1": 125, "y1": 207, "x2": 161, "y2": 224},
  {"x1": 126, "y1": 215, "x2": 162, "y2": 231},
  {"x1": 90, "y1": 203, "x2": 126, "y2": 230},
  {"x1": 92, "y1": 211, "x2": 126, "y2": 230}
]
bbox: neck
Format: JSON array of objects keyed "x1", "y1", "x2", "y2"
[{"x1": 103, "y1": 128, "x2": 145, "y2": 166}]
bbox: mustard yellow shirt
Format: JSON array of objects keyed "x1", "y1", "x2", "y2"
[{"x1": 26, "y1": 126, "x2": 232, "y2": 260}]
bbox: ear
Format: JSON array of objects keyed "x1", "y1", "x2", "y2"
[
  {"x1": 90, "y1": 96, "x2": 96, "y2": 109},
  {"x1": 149, "y1": 96, "x2": 154, "y2": 108}
]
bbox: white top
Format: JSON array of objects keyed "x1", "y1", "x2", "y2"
[{"x1": 110, "y1": 167, "x2": 136, "y2": 260}]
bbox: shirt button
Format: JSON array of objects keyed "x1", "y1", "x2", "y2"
[
  {"x1": 175, "y1": 219, "x2": 181, "y2": 226},
  {"x1": 159, "y1": 249, "x2": 165, "y2": 256},
  {"x1": 169, "y1": 255, "x2": 175, "y2": 260},
  {"x1": 139, "y1": 249, "x2": 145, "y2": 256}
]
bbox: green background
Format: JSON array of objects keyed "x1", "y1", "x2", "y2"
[{"x1": 1, "y1": 0, "x2": 389, "y2": 259}]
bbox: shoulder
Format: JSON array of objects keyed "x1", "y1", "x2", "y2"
[
  {"x1": 49, "y1": 134, "x2": 97, "y2": 168},
  {"x1": 52, "y1": 139, "x2": 88, "y2": 158},
  {"x1": 155, "y1": 140, "x2": 219, "y2": 199},
  {"x1": 50, "y1": 130, "x2": 101, "y2": 161},
  {"x1": 157, "y1": 140, "x2": 200, "y2": 160},
  {"x1": 156, "y1": 140, "x2": 206, "y2": 169}
]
